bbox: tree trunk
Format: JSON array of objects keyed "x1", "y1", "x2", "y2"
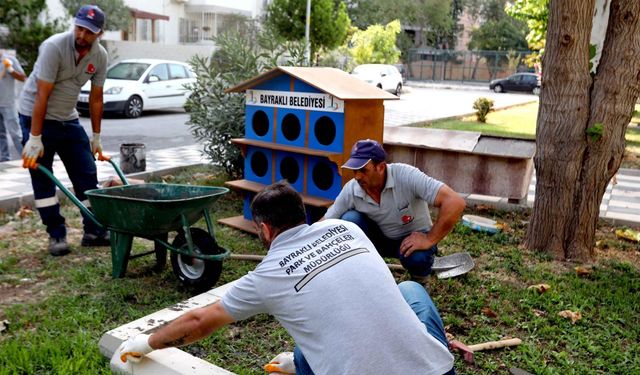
[{"x1": 526, "y1": 0, "x2": 640, "y2": 261}]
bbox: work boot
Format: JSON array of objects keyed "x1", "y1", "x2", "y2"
[
  {"x1": 81, "y1": 231, "x2": 111, "y2": 247},
  {"x1": 49, "y1": 237, "x2": 70, "y2": 256}
]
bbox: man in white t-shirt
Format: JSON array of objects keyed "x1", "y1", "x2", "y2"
[
  {"x1": 118, "y1": 181, "x2": 456, "y2": 375},
  {"x1": 324, "y1": 139, "x2": 466, "y2": 283}
]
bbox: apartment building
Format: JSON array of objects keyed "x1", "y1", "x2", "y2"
[{"x1": 46, "y1": 0, "x2": 268, "y2": 61}]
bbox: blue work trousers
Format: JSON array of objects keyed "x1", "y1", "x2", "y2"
[
  {"x1": 341, "y1": 210, "x2": 437, "y2": 277},
  {"x1": 19, "y1": 114, "x2": 102, "y2": 239},
  {"x1": 0, "y1": 106, "x2": 23, "y2": 161},
  {"x1": 293, "y1": 281, "x2": 455, "y2": 375}
]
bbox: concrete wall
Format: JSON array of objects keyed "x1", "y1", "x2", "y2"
[{"x1": 104, "y1": 40, "x2": 215, "y2": 64}]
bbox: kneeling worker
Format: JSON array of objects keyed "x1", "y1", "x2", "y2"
[
  {"x1": 119, "y1": 181, "x2": 455, "y2": 375},
  {"x1": 324, "y1": 139, "x2": 465, "y2": 282}
]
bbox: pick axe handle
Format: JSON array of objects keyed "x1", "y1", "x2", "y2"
[{"x1": 468, "y1": 338, "x2": 522, "y2": 352}]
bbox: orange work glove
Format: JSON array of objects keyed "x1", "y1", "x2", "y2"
[
  {"x1": 22, "y1": 134, "x2": 44, "y2": 169},
  {"x1": 264, "y1": 352, "x2": 296, "y2": 374},
  {"x1": 118, "y1": 334, "x2": 153, "y2": 363}
]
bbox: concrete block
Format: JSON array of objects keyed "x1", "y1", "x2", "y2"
[
  {"x1": 110, "y1": 348, "x2": 234, "y2": 375},
  {"x1": 100, "y1": 281, "x2": 238, "y2": 374}
]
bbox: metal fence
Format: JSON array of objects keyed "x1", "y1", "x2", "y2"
[{"x1": 406, "y1": 49, "x2": 535, "y2": 83}]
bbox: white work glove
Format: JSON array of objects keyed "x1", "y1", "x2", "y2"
[
  {"x1": 118, "y1": 334, "x2": 153, "y2": 363},
  {"x1": 264, "y1": 352, "x2": 296, "y2": 374},
  {"x1": 2, "y1": 58, "x2": 14, "y2": 73},
  {"x1": 90, "y1": 132, "x2": 104, "y2": 159},
  {"x1": 22, "y1": 134, "x2": 44, "y2": 169}
]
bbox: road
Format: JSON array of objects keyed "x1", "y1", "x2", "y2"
[
  {"x1": 384, "y1": 84, "x2": 538, "y2": 127},
  {"x1": 78, "y1": 109, "x2": 195, "y2": 155},
  {"x1": 5, "y1": 85, "x2": 537, "y2": 159}
]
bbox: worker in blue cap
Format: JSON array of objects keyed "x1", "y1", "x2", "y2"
[
  {"x1": 324, "y1": 139, "x2": 466, "y2": 283},
  {"x1": 19, "y1": 5, "x2": 109, "y2": 256}
]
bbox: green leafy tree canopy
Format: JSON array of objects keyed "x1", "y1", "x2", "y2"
[
  {"x1": 346, "y1": 0, "x2": 462, "y2": 50},
  {"x1": 345, "y1": 0, "x2": 408, "y2": 29},
  {"x1": 61, "y1": 0, "x2": 132, "y2": 31},
  {"x1": 185, "y1": 26, "x2": 306, "y2": 178},
  {"x1": 405, "y1": 0, "x2": 454, "y2": 48},
  {"x1": 468, "y1": 18, "x2": 528, "y2": 51},
  {"x1": 505, "y1": 0, "x2": 548, "y2": 51},
  {"x1": 266, "y1": 0, "x2": 350, "y2": 61},
  {"x1": 349, "y1": 20, "x2": 401, "y2": 65},
  {"x1": 467, "y1": 0, "x2": 528, "y2": 51}
]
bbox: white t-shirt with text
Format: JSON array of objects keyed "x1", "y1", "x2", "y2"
[{"x1": 221, "y1": 219, "x2": 454, "y2": 375}]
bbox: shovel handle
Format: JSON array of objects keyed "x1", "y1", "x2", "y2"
[{"x1": 468, "y1": 338, "x2": 522, "y2": 352}]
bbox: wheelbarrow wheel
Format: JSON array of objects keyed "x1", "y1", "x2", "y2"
[{"x1": 170, "y1": 228, "x2": 223, "y2": 291}]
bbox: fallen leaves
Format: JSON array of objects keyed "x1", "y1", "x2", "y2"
[
  {"x1": 615, "y1": 228, "x2": 640, "y2": 243},
  {"x1": 532, "y1": 309, "x2": 547, "y2": 317},
  {"x1": 527, "y1": 283, "x2": 551, "y2": 294},
  {"x1": 475, "y1": 204, "x2": 493, "y2": 212},
  {"x1": 481, "y1": 307, "x2": 498, "y2": 318},
  {"x1": 226, "y1": 325, "x2": 243, "y2": 339},
  {"x1": 16, "y1": 206, "x2": 34, "y2": 219},
  {"x1": 574, "y1": 266, "x2": 593, "y2": 277},
  {"x1": 558, "y1": 310, "x2": 582, "y2": 324},
  {"x1": 495, "y1": 222, "x2": 511, "y2": 232}
]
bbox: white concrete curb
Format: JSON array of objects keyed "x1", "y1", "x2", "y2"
[{"x1": 100, "y1": 282, "x2": 238, "y2": 375}]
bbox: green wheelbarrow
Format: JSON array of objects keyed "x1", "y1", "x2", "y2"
[{"x1": 37, "y1": 159, "x2": 230, "y2": 290}]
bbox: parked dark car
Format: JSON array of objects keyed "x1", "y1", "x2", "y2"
[{"x1": 489, "y1": 73, "x2": 541, "y2": 95}]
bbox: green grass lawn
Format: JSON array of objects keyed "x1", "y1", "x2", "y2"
[
  {"x1": 419, "y1": 102, "x2": 640, "y2": 168},
  {"x1": 426, "y1": 102, "x2": 538, "y2": 140},
  {"x1": 0, "y1": 166, "x2": 639, "y2": 374}
]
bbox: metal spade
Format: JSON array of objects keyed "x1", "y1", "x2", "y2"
[{"x1": 433, "y1": 252, "x2": 475, "y2": 279}]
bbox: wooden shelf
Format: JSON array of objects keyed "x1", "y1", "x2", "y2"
[
  {"x1": 231, "y1": 138, "x2": 342, "y2": 158},
  {"x1": 225, "y1": 179, "x2": 334, "y2": 208},
  {"x1": 218, "y1": 216, "x2": 258, "y2": 235}
]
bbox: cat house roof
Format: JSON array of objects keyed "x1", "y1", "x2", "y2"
[{"x1": 226, "y1": 66, "x2": 399, "y2": 101}]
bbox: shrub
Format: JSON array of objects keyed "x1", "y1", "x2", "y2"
[
  {"x1": 473, "y1": 97, "x2": 495, "y2": 123},
  {"x1": 185, "y1": 28, "x2": 305, "y2": 179}
]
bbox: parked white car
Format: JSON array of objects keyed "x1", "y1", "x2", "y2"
[
  {"x1": 351, "y1": 64, "x2": 403, "y2": 96},
  {"x1": 77, "y1": 59, "x2": 196, "y2": 118}
]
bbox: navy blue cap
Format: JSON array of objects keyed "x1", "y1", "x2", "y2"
[
  {"x1": 75, "y1": 5, "x2": 105, "y2": 34},
  {"x1": 342, "y1": 139, "x2": 387, "y2": 170}
]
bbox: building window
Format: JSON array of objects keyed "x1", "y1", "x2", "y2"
[
  {"x1": 179, "y1": 18, "x2": 199, "y2": 43},
  {"x1": 179, "y1": 12, "x2": 251, "y2": 44},
  {"x1": 136, "y1": 19, "x2": 151, "y2": 42},
  {"x1": 126, "y1": 8, "x2": 170, "y2": 43}
]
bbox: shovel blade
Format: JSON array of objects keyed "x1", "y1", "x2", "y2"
[
  {"x1": 436, "y1": 257, "x2": 475, "y2": 279},
  {"x1": 432, "y1": 252, "x2": 473, "y2": 271}
]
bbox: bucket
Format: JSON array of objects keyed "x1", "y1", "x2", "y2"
[{"x1": 119, "y1": 143, "x2": 146, "y2": 174}]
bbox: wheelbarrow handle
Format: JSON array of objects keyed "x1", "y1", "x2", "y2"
[
  {"x1": 99, "y1": 155, "x2": 130, "y2": 186},
  {"x1": 36, "y1": 164, "x2": 104, "y2": 230}
]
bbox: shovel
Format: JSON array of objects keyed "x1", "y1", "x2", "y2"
[{"x1": 433, "y1": 252, "x2": 475, "y2": 279}]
